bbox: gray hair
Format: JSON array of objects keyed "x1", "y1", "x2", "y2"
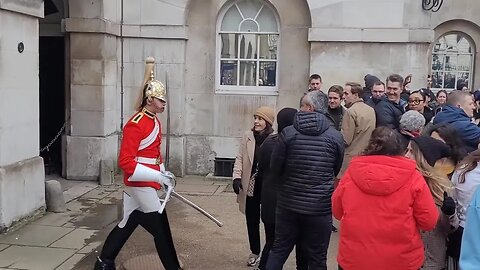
[
  {"x1": 399, "y1": 110, "x2": 425, "y2": 132},
  {"x1": 301, "y1": 91, "x2": 328, "y2": 114}
]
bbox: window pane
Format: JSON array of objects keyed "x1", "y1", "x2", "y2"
[
  {"x1": 432, "y1": 72, "x2": 444, "y2": 88},
  {"x1": 220, "y1": 61, "x2": 238, "y2": 85},
  {"x1": 259, "y1": 35, "x2": 278, "y2": 59},
  {"x1": 256, "y1": 5, "x2": 278, "y2": 32},
  {"x1": 458, "y1": 55, "x2": 472, "y2": 71},
  {"x1": 239, "y1": 34, "x2": 257, "y2": 59},
  {"x1": 259, "y1": 62, "x2": 276, "y2": 86},
  {"x1": 240, "y1": 20, "x2": 259, "y2": 32},
  {"x1": 431, "y1": 54, "x2": 444, "y2": 71},
  {"x1": 236, "y1": 0, "x2": 262, "y2": 19},
  {"x1": 445, "y1": 55, "x2": 457, "y2": 71},
  {"x1": 458, "y1": 37, "x2": 472, "y2": 53},
  {"x1": 444, "y1": 72, "x2": 456, "y2": 89},
  {"x1": 220, "y1": 34, "x2": 238, "y2": 58},
  {"x1": 458, "y1": 72, "x2": 469, "y2": 89},
  {"x1": 221, "y1": 5, "x2": 243, "y2": 31},
  {"x1": 239, "y1": 61, "x2": 257, "y2": 86}
]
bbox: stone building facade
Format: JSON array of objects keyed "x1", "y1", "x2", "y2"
[{"x1": 1, "y1": 0, "x2": 480, "y2": 228}]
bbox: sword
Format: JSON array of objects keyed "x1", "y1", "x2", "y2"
[
  {"x1": 171, "y1": 191, "x2": 224, "y2": 227},
  {"x1": 158, "y1": 172, "x2": 224, "y2": 227}
]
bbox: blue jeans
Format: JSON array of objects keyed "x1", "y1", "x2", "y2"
[{"x1": 265, "y1": 207, "x2": 332, "y2": 270}]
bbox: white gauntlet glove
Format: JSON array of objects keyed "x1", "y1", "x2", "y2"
[
  {"x1": 129, "y1": 164, "x2": 175, "y2": 190},
  {"x1": 159, "y1": 171, "x2": 176, "y2": 190}
]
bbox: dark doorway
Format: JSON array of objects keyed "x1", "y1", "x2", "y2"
[{"x1": 39, "y1": 37, "x2": 65, "y2": 174}]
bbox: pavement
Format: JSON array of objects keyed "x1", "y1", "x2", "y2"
[{"x1": 0, "y1": 175, "x2": 339, "y2": 270}]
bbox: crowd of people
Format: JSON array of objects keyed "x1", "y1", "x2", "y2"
[{"x1": 232, "y1": 73, "x2": 480, "y2": 270}]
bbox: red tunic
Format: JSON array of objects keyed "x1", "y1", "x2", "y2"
[{"x1": 119, "y1": 109, "x2": 163, "y2": 190}]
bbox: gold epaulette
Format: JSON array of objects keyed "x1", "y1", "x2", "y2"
[{"x1": 131, "y1": 112, "x2": 144, "y2": 124}]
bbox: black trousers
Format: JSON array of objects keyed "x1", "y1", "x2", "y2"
[
  {"x1": 266, "y1": 207, "x2": 332, "y2": 270},
  {"x1": 259, "y1": 222, "x2": 308, "y2": 270},
  {"x1": 99, "y1": 210, "x2": 180, "y2": 270},
  {"x1": 246, "y1": 193, "x2": 261, "y2": 255}
]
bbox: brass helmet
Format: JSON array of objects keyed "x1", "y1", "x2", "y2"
[{"x1": 142, "y1": 57, "x2": 166, "y2": 103}]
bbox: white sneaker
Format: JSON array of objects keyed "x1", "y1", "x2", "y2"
[{"x1": 247, "y1": 253, "x2": 260, "y2": 267}]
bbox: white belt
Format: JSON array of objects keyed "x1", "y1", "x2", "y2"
[{"x1": 135, "y1": 157, "x2": 160, "y2": 165}]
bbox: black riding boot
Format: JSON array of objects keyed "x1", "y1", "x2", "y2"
[{"x1": 93, "y1": 257, "x2": 116, "y2": 270}]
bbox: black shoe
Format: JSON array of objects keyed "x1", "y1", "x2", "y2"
[
  {"x1": 332, "y1": 225, "x2": 338, "y2": 232},
  {"x1": 94, "y1": 257, "x2": 116, "y2": 270}
]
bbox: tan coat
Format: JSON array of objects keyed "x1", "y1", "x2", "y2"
[
  {"x1": 232, "y1": 131, "x2": 255, "y2": 214},
  {"x1": 339, "y1": 100, "x2": 376, "y2": 178}
]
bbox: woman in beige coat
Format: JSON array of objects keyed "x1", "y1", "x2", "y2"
[{"x1": 232, "y1": 106, "x2": 275, "y2": 267}]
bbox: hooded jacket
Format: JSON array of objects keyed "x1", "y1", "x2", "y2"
[
  {"x1": 271, "y1": 111, "x2": 344, "y2": 215},
  {"x1": 433, "y1": 105, "x2": 480, "y2": 153},
  {"x1": 332, "y1": 155, "x2": 439, "y2": 270}
]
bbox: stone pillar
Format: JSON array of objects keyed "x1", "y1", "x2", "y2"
[
  {"x1": 64, "y1": 0, "x2": 120, "y2": 180},
  {"x1": 0, "y1": 1, "x2": 46, "y2": 231}
]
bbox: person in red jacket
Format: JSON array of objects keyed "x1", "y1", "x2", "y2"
[
  {"x1": 332, "y1": 126, "x2": 439, "y2": 270},
  {"x1": 94, "y1": 57, "x2": 182, "y2": 270}
]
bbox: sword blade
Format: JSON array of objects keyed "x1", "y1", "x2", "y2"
[{"x1": 171, "y1": 191, "x2": 224, "y2": 227}]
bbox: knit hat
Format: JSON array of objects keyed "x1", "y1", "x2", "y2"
[
  {"x1": 277, "y1": 108, "x2": 297, "y2": 133},
  {"x1": 364, "y1": 74, "x2": 381, "y2": 90},
  {"x1": 399, "y1": 110, "x2": 425, "y2": 132},
  {"x1": 412, "y1": 136, "x2": 451, "y2": 167},
  {"x1": 473, "y1": 90, "x2": 480, "y2": 102},
  {"x1": 255, "y1": 106, "x2": 275, "y2": 126}
]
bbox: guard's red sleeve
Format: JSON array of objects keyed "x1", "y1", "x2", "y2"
[{"x1": 118, "y1": 122, "x2": 142, "y2": 175}]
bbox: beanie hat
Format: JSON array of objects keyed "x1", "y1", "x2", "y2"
[
  {"x1": 399, "y1": 110, "x2": 425, "y2": 132},
  {"x1": 364, "y1": 74, "x2": 381, "y2": 90},
  {"x1": 255, "y1": 106, "x2": 275, "y2": 126},
  {"x1": 412, "y1": 136, "x2": 451, "y2": 167},
  {"x1": 473, "y1": 90, "x2": 480, "y2": 102},
  {"x1": 277, "y1": 108, "x2": 297, "y2": 133}
]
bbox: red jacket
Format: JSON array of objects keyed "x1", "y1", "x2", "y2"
[
  {"x1": 332, "y1": 155, "x2": 438, "y2": 270},
  {"x1": 119, "y1": 109, "x2": 163, "y2": 190}
]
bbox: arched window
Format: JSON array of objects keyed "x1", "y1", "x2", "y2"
[
  {"x1": 216, "y1": 0, "x2": 279, "y2": 95},
  {"x1": 431, "y1": 33, "x2": 474, "y2": 91}
]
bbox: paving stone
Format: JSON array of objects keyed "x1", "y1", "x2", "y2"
[
  {"x1": 174, "y1": 184, "x2": 218, "y2": 194},
  {"x1": 31, "y1": 212, "x2": 74, "y2": 227},
  {"x1": 81, "y1": 189, "x2": 110, "y2": 200},
  {"x1": 55, "y1": 254, "x2": 86, "y2": 270},
  {"x1": 77, "y1": 241, "x2": 102, "y2": 254},
  {"x1": 123, "y1": 253, "x2": 185, "y2": 270},
  {"x1": 0, "y1": 245, "x2": 8, "y2": 252},
  {"x1": 63, "y1": 182, "x2": 98, "y2": 202},
  {"x1": 50, "y1": 228, "x2": 98, "y2": 249},
  {"x1": 0, "y1": 225, "x2": 74, "y2": 247},
  {"x1": 0, "y1": 246, "x2": 75, "y2": 270}
]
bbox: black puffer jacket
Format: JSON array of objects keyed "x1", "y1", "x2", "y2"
[{"x1": 271, "y1": 111, "x2": 344, "y2": 215}]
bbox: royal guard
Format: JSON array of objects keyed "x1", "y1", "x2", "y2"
[{"x1": 94, "y1": 57, "x2": 182, "y2": 270}]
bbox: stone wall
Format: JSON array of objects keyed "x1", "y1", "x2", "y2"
[
  {"x1": 0, "y1": 1, "x2": 45, "y2": 231},
  {"x1": 62, "y1": 0, "x2": 480, "y2": 178}
]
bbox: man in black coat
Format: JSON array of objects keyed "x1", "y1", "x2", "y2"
[
  {"x1": 265, "y1": 91, "x2": 344, "y2": 270},
  {"x1": 375, "y1": 74, "x2": 407, "y2": 129}
]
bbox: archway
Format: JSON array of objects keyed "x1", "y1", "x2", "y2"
[{"x1": 39, "y1": 0, "x2": 68, "y2": 175}]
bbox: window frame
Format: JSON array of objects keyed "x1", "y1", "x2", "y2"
[
  {"x1": 430, "y1": 32, "x2": 475, "y2": 92},
  {"x1": 215, "y1": 0, "x2": 280, "y2": 96}
]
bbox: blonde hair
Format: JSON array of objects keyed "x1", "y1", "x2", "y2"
[
  {"x1": 136, "y1": 57, "x2": 156, "y2": 110},
  {"x1": 410, "y1": 141, "x2": 452, "y2": 205}
]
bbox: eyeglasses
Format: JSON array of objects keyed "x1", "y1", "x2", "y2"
[{"x1": 408, "y1": 99, "x2": 424, "y2": 105}]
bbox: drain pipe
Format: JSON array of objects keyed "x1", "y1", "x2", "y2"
[
  {"x1": 165, "y1": 72, "x2": 171, "y2": 169},
  {"x1": 119, "y1": 0, "x2": 125, "y2": 131}
]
